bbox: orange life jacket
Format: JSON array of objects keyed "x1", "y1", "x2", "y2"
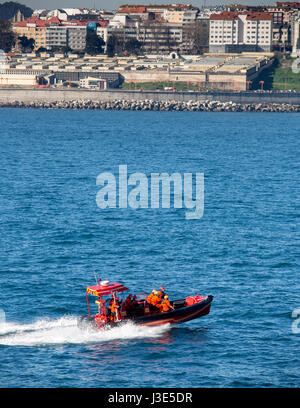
[
  {"x1": 151, "y1": 294, "x2": 161, "y2": 306},
  {"x1": 160, "y1": 299, "x2": 172, "y2": 312},
  {"x1": 109, "y1": 300, "x2": 119, "y2": 314},
  {"x1": 147, "y1": 294, "x2": 154, "y2": 304}
]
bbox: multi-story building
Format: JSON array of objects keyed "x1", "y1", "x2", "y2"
[
  {"x1": 105, "y1": 15, "x2": 139, "y2": 50},
  {"x1": 104, "y1": 6, "x2": 201, "y2": 54},
  {"x1": 163, "y1": 6, "x2": 199, "y2": 24},
  {"x1": 227, "y1": 2, "x2": 300, "y2": 50},
  {"x1": 46, "y1": 26, "x2": 68, "y2": 49},
  {"x1": 13, "y1": 17, "x2": 50, "y2": 49},
  {"x1": 66, "y1": 25, "x2": 87, "y2": 51},
  {"x1": 13, "y1": 17, "x2": 88, "y2": 51},
  {"x1": 291, "y1": 10, "x2": 300, "y2": 55},
  {"x1": 209, "y1": 11, "x2": 273, "y2": 53},
  {"x1": 137, "y1": 21, "x2": 183, "y2": 53},
  {"x1": 267, "y1": 2, "x2": 300, "y2": 49}
]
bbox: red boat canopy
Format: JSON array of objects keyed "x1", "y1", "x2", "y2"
[{"x1": 86, "y1": 281, "x2": 129, "y2": 297}]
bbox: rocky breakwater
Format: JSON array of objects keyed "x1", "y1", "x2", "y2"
[{"x1": 0, "y1": 99, "x2": 299, "y2": 112}]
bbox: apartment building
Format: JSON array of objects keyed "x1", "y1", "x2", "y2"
[
  {"x1": 105, "y1": 15, "x2": 139, "y2": 48},
  {"x1": 164, "y1": 8, "x2": 198, "y2": 24},
  {"x1": 136, "y1": 21, "x2": 183, "y2": 53},
  {"x1": 104, "y1": 5, "x2": 199, "y2": 54},
  {"x1": 209, "y1": 11, "x2": 273, "y2": 53},
  {"x1": 46, "y1": 26, "x2": 68, "y2": 49},
  {"x1": 267, "y1": 2, "x2": 300, "y2": 48},
  {"x1": 13, "y1": 16, "x2": 53, "y2": 49},
  {"x1": 13, "y1": 17, "x2": 88, "y2": 51},
  {"x1": 227, "y1": 2, "x2": 300, "y2": 50},
  {"x1": 67, "y1": 25, "x2": 87, "y2": 51}
]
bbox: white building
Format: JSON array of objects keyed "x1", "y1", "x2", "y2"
[
  {"x1": 209, "y1": 11, "x2": 273, "y2": 53},
  {"x1": 46, "y1": 26, "x2": 68, "y2": 48},
  {"x1": 79, "y1": 76, "x2": 107, "y2": 89},
  {"x1": 291, "y1": 11, "x2": 300, "y2": 56},
  {"x1": 66, "y1": 25, "x2": 86, "y2": 51}
]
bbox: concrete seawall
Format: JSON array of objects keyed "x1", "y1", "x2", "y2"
[{"x1": 0, "y1": 88, "x2": 300, "y2": 105}]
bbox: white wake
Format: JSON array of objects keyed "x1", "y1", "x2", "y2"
[{"x1": 0, "y1": 316, "x2": 170, "y2": 347}]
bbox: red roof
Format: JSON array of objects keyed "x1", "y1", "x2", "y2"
[
  {"x1": 97, "y1": 20, "x2": 109, "y2": 27},
  {"x1": 276, "y1": 1, "x2": 300, "y2": 6},
  {"x1": 247, "y1": 12, "x2": 273, "y2": 20},
  {"x1": 14, "y1": 16, "x2": 46, "y2": 27},
  {"x1": 14, "y1": 16, "x2": 62, "y2": 28},
  {"x1": 210, "y1": 11, "x2": 272, "y2": 21},
  {"x1": 87, "y1": 282, "x2": 129, "y2": 296},
  {"x1": 118, "y1": 6, "x2": 147, "y2": 13},
  {"x1": 47, "y1": 17, "x2": 61, "y2": 24}
]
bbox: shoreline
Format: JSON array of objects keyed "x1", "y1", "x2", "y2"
[{"x1": 0, "y1": 99, "x2": 299, "y2": 112}]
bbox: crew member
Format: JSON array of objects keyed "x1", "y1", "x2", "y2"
[
  {"x1": 124, "y1": 294, "x2": 133, "y2": 317},
  {"x1": 158, "y1": 286, "x2": 166, "y2": 299},
  {"x1": 132, "y1": 295, "x2": 139, "y2": 309},
  {"x1": 149, "y1": 290, "x2": 161, "y2": 313},
  {"x1": 147, "y1": 290, "x2": 155, "y2": 306},
  {"x1": 109, "y1": 296, "x2": 120, "y2": 322},
  {"x1": 107, "y1": 297, "x2": 113, "y2": 320},
  {"x1": 160, "y1": 295, "x2": 174, "y2": 313}
]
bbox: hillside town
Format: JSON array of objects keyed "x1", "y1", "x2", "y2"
[{"x1": 0, "y1": 2, "x2": 299, "y2": 91}]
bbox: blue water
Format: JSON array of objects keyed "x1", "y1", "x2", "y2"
[{"x1": 0, "y1": 109, "x2": 299, "y2": 388}]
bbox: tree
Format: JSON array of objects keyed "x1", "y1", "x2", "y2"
[
  {"x1": 61, "y1": 45, "x2": 72, "y2": 56},
  {"x1": 183, "y1": 21, "x2": 209, "y2": 55},
  {"x1": 124, "y1": 38, "x2": 142, "y2": 55},
  {"x1": 0, "y1": 19, "x2": 15, "y2": 52},
  {"x1": 85, "y1": 32, "x2": 105, "y2": 55},
  {"x1": 106, "y1": 35, "x2": 118, "y2": 57},
  {"x1": 35, "y1": 46, "x2": 47, "y2": 56},
  {"x1": 18, "y1": 35, "x2": 35, "y2": 52},
  {"x1": 0, "y1": 1, "x2": 32, "y2": 20}
]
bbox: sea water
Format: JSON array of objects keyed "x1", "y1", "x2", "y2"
[{"x1": 0, "y1": 109, "x2": 299, "y2": 387}]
